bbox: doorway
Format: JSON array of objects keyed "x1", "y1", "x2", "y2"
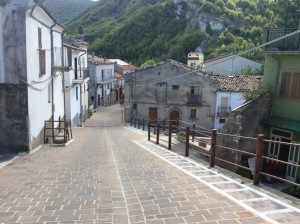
[
  {"x1": 268, "y1": 128, "x2": 292, "y2": 179},
  {"x1": 169, "y1": 109, "x2": 181, "y2": 126},
  {"x1": 149, "y1": 107, "x2": 157, "y2": 122}
]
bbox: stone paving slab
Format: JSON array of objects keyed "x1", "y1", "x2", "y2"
[
  {"x1": 0, "y1": 105, "x2": 298, "y2": 224},
  {"x1": 133, "y1": 139, "x2": 300, "y2": 224}
]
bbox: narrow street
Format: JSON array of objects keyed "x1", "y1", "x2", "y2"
[{"x1": 0, "y1": 105, "x2": 299, "y2": 224}]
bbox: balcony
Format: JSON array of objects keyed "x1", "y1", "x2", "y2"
[
  {"x1": 53, "y1": 47, "x2": 71, "y2": 71},
  {"x1": 187, "y1": 93, "x2": 201, "y2": 106},
  {"x1": 217, "y1": 107, "x2": 231, "y2": 117},
  {"x1": 95, "y1": 75, "x2": 116, "y2": 84},
  {"x1": 263, "y1": 28, "x2": 300, "y2": 53},
  {"x1": 73, "y1": 68, "x2": 89, "y2": 83}
]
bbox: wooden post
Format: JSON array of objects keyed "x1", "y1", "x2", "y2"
[
  {"x1": 185, "y1": 127, "x2": 190, "y2": 157},
  {"x1": 192, "y1": 123, "x2": 195, "y2": 142},
  {"x1": 148, "y1": 122, "x2": 150, "y2": 141},
  {"x1": 253, "y1": 134, "x2": 264, "y2": 185},
  {"x1": 210, "y1": 129, "x2": 217, "y2": 167},
  {"x1": 168, "y1": 123, "x2": 172, "y2": 150},
  {"x1": 156, "y1": 122, "x2": 160, "y2": 144}
]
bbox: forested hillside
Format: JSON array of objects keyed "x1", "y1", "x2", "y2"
[
  {"x1": 43, "y1": 0, "x2": 98, "y2": 23},
  {"x1": 65, "y1": 0, "x2": 300, "y2": 66}
]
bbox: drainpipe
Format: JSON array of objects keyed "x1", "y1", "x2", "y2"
[
  {"x1": 61, "y1": 30, "x2": 66, "y2": 125},
  {"x1": 78, "y1": 51, "x2": 87, "y2": 126},
  {"x1": 50, "y1": 22, "x2": 57, "y2": 142}
]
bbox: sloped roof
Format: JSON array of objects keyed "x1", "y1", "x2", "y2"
[
  {"x1": 212, "y1": 75, "x2": 262, "y2": 92},
  {"x1": 87, "y1": 54, "x2": 115, "y2": 65},
  {"x1": 203, "y1": 55, "x2": 261, "y2": 65},
  {"x1": 118, "y1": 64, "x2": 137, "y2": 70}
]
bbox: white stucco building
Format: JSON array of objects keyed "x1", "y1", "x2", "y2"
[
  {"x1": 63, "y1": 39, "x2": 89, "y2": 127},
  {"x1": 0, "y1": 0, "x2": 66, "y2": 152},
  {"x1": 203, "y1": 55, "x2": 262, "y2": 76},
  {"x1": 213, "y1": 76, "x2": 262, "y2": 131},
  {"x1": 88, "y1": 55, "x2": 116, "y2": 109}
]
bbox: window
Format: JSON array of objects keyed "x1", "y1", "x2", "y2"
[
  {"x1": 279, "y1": 71, "x2": 300, "y2": 100},
  {"x1": 190, "y1": 85, "x2": 200, "y2": 95},
  {"x1": 76, "y1": 86, "x2": 78, "y2": 100},
  {"x1": 219, "y1": 118, "x2": 226, "y2": 123},
  {"x1": 172, "y1": 85, "x2": 179, "y2": 90},
  {"x1": 190, "y1": 109, "x2": 197, "y2": 119},
  {"x1": 38, "y1": 27, "x2": 46, "y2": 76}
]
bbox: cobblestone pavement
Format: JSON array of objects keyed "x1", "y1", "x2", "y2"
[{"x1": 0, "y1": 105, "x2": 299, "y2": 224}]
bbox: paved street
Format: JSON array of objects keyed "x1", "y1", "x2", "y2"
[{"x1": 0, "y1": 105, "x2": 300, "y2": 224}]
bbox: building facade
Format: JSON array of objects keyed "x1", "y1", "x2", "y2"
[
  {"x1": 123, "y1": 60, "x2": 218, "y2": 129},
  {"x1": 213, "y1": 76, "x2": 262, "y2": 132},
  {"x1": 260, "y1": 27, "x2": 300, "y2": 182},
  {"x1": 0, "y1": 0, "x2": 66, "y2": 152},
  {"x1": 203, "y1": 55, "x2": 262, "y2": 76},
  {"x1": 88, "y1": 55, "x2": 116, "y2": 109},
  {"x1": 63, "y1": 39, "x2": 89, "y2": 127}
]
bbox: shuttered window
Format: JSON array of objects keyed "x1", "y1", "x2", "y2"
[
  {"x1": 190, "y1": 109, "x2": 197, "y2": 119},
  {"x1": 279, "y1": 71, "x2": 300, "y2": 100},
  {"x1": 39, "y1": 50, "x2": 46, "y2": 76},
  {"x1": 38, "y1": 27, "x2": 46, "y2": 76}
]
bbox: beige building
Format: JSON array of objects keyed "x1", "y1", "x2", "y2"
[{"x1": 187, "y1": 48, "x2": 204, "y2": 68}]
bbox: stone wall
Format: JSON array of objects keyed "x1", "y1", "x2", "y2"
[
  {"x1": 0, "y1": 84, "x2": 29, "y2": 153},
  {"x1": 217, "y1": 93, "x2": 271, "y2": 171}
]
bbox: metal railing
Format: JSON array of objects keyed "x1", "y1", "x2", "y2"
[
  {"x1": 129, "y1": 116, "x2": 300, "y2": 188},
  {"x1": 264, "y1": 28, "x2": 300, "y2": 52}
]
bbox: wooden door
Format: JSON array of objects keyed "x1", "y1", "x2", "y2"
[
  {"x1": 169, "y1": 110, "x2": 180, "y2": 125},
  {"x1": 149, "y1": 107, "x2": 157, "y2": 122}
]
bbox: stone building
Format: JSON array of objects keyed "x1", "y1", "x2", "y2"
[{"x1": 123, "y1": 60, "x2": 218, "y2": 129}]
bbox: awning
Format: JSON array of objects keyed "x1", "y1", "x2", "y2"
[{"x1": 260, "y1": 116, "x2": 300, "y2": 132}]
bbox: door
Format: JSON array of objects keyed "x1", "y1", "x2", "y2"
[
  {"x1": 149, "y1": 107, "x2": 157, "y2": 123},
  {"x1": 286, "y1": 144, "x2": 300, "y2": 182},
  {"x1": 268, "y1": 128, "x2": 292, "y2": 179},
  {"x1": 169, "y1": 110, "x2": 180, "y2": 126}
]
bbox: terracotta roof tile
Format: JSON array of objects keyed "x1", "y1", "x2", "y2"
[
  {"x1": 212, "y1": 75, "x2": 262, "y2": 92},
  {"x1": 87, "y1": 54, "x2": 115, "y2": 65}
]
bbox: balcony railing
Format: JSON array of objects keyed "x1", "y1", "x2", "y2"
[
  {"x1": 187, "y1": 94, "x2": 201, "y2": 105},
  {"x1": 217, "y1": 107, "x2": 231, "y2": 117},
  {"x1": 53, "y1": 47, "x2": 70, "y2": 71},
  {"x1": 264, "y1": 28, "x2": 300, "y2": 52},
  {"x1": 95, "y1": 75, "x2": 116, "y2": 84},
  {"x1": 73, "y1": 68, "x2": 89, "y2": 83}
]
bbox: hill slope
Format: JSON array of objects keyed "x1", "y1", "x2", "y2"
[
  {"x1": 43, "y1": 0, "x2": 98, "y2": 23},
  {"x1": 65, "y1": 0, "x2": 300, "y2": 66}
]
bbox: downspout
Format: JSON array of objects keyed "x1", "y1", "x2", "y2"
[
  {"x1": 50, "y1": 22, "x2": 57, "y2": 142},
  {"x1": 61, "y1": 30, "x2": 66, "y2": 125},
  {"x1": 78, "y1": 51, "x2": 87, "y2": 126}
]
